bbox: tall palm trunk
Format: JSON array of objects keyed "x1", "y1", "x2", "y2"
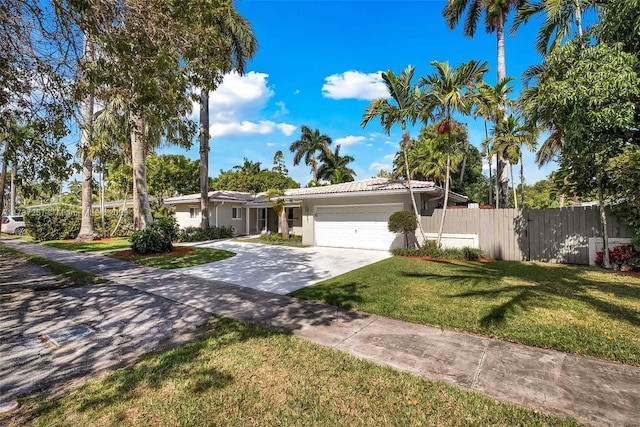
[
  {"x1": 311, "y1": 151, "x2": 318, "y2": 182},
  {"x1": 401, "y1": 129, "x2": 426, "y2": 245},
  {"x1": 131, "y1": 116, "x2": 153, "y2": 229},
  {"x1": 575, "y1": 0, "x2": 583, "y2": 37},
  {"x1": 511, "y1": 162, "x2": 518, "y2": 209},
  {"x1": 0, "y1": 140, "x2": 8, "y2": 219},
  {"x1": 484, "y1": 120, "x2": 493, "y2": 208},
  {"x1": 496, "y1": 16, "x2": 509, "y2": 209},
  {"x1": 519, "y1": 149, "x2": 525, "y2": 208},
  {"x1": 10, "y1": 161, "x2": 16, "y2": 215},
  {"x1": 199, "y1": 90, "x2": 210, "y2": 228},
  {"x1": 77, "y1": 34, "x2": 96, "y2": 241},
  {"x1": 280, "y1": 208, "x2": 289, "y2": 238},
  {"x1": 437, "y1": 153, "x2": 451, "y2": 247},
  {"x1": 458, "y1": 137, "x2": 469, "y2": 186},
  {"x1": 597, "y1": 172, "x2": 610, "y2": 268}
]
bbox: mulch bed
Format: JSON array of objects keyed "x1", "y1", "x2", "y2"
[
  {"x1": 404, "y1": 256, "x2": 492, "y2": 263},
  {"x1": 112, "y1": 246, "x2": 194, "y2": 259}
]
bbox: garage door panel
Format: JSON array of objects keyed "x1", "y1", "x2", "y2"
[{"x1": 315, "y1": 204, "x2": 403, "y2": 251}]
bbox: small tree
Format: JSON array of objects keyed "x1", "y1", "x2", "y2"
[
  {"x1": 266, "y1": 189, "x2": 289, "y2": 239},
  {"x1": 388, "y1": 210, "x2": 418, "y2": 248}
]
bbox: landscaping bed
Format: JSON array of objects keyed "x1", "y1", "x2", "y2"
[
  {"x1": 109, "y1": 247, "x2": 235, "y2": 269},
  {"x1": 2, "y1": 318, "x2": 578, "y2": 427},
  {"x1": 291, "y1": 257, "x2": 640, "y2": 365}
]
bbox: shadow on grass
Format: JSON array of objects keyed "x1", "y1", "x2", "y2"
[
  {"x1": 25, "y1": 318, "x2": 264, "y2": 420},
  {"x1": 291, "y1": 282, "x2": 366, "y2": 310},
  {"x1": 111, "y1": 248, "x2": 236, "y2": 269},
  {"x1": 401, "y1": 261, "x2": 640, "y2": 328}
]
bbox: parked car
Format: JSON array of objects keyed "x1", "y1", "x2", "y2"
[{"x1": 1, "y1": 215, "x2": 26, "y2": 235}]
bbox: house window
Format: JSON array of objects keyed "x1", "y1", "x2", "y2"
[
  {"x1": 232, "y1": 207, "x2": 243, "y2": 220},
  {"x1": 287, "y1": 208, "x2": 294, "y2": 230},
  {"x1": 189, "y1": 208, "x2": 199, "y2": 220}
]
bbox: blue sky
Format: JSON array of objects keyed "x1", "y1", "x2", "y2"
[{"x1": 163, "y1": 0, "x2": 559, "y2": 187}]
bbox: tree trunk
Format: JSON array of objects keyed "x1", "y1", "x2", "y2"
[
  {"x1": 401, "y1": 130, "x2": 426, "y2": 246},
  {"x1": 458, "y1": 137, "x2": 469, "y2": 186},
  {"x1": 496, "y1": 17, "x2": 509, "y2": 208},
  {"x1": 484, "y1": 120, "x2": 492, "y2": 208},
  {"x1": 10, "y1": 161, "x2": 16, "y2": 215},
  {"x1": 495, "y1": 155, "x2": 500, "y2": 208},
  {"x1": 575, "y1": 0, "x2": 583, "y2": 37},
  {"x1": 199, "y1": 90, "x2": 210, "y2": 229},
  {"x1": 280, "y1": 207, "x2": 289, "y2": 238},
  {"x1": 100, "y1": 168, "x2": 105, "y2": 235},
  {"x1": 131, "y1": 116, "x2": 153, "y2": 229},
  {"x1": 0, "y1": 140, "x2": 8, "y2": 220},
  {"x1": 436, "y1": 154, "x2": 451, "y2": 247},
  {"x1": 597, "y1": 173, "x2": 610, "y2": 269},
  {"x1": 511, "y1": 161, "x2": 518, "y2": 210},
  {"x1": 519, "y1": 152, "x2": 525, "y2": 208},
  {"x1": 77, "y1": 34, "x2": 96, "y2": 241},
  {"x1": 311, "y1": 152, "x2": 317, "y2": 182}
]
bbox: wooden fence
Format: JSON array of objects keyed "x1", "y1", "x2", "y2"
[{"x1": 421, "y1": 206, "x2": 633, "y2": 264}]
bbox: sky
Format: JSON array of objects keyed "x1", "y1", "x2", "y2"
[{"x1": 160, "y1": 0, "x2": 559, "y2": 187}]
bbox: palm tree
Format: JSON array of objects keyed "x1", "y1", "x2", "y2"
[
  {"x1": 420, "y1": 59, "x2": 488, "y2": 246},
  {"x1": 490, "y1": 114, "x2": 537, "y2": 208},
  {"x1": 196, "y1": 3, "x2": 257, "y2": 228},
  {"x1": 266, "y1": 189, "x2": 288, "y2": 238},
  {"x1": 443, "y1": 0, "x2": 521, "y2": 209},
  {"x1": 474, "y1": 77, "x2": 515, "y2": 207},
  {"x1": 511, "y1": 0, "x2": 594, "y2": 54},
  {"x1": 289, "y1": 126, "x2": 332, "y2": 182},
  {"x1": 361, "y1": 66, "x2": 427, "y2": 242},
  {"x1": 233, "y1": 157, "x2": 262, "y2": 174},
  {"x1": 317, "y1": 145, "x2": 356, "y2": 183}
]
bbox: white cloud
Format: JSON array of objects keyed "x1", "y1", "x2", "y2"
[
  {"x1": 266, "y1": 142, "x2": 284, "y2": 147},
  {"x1": 294, "y1": 89, "x2": 301, "y2": 95},
  {"x1": 322, "y1": 71, "x2": 388, "y2": 100},
  {"x1": 384, "y1": 140, "x2": 396, "y2": 146},
  {"x1": 210, "y1": 120, "x2": 296, "y2": 138},
  {"x1": 335, "y1": 135, "x2": 367, "y2": 147},
  {"x1": 384, "y1": 153, "x2": 396, "y2": 161},
  {"x1": 274, "y1": 101, "x2": 289, "y2": 117},
  {"x1": 369, "y1": 162, "x2": 392, "y2": 172}
]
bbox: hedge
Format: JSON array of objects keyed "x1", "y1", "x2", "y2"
[
  {"x1": 178, "y1": 226, "x2": 233, "y2": 243},
  {"x1": 392, "y1": 240, "x2": 483, "y2": 261},
  {"x1": 24, "y1": 209, "x2": 82, "y2": 241}
]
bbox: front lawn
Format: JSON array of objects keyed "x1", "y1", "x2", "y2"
[
  {"x1": 43, "y1": 237, "x2": 131, "y2": 253},
  {"x1": 4, "y1": 318, "x2": 578, "y2": 427},
  {"x1": 291, "y1": 257, "x2": 640, "y2": 365},
  {"x1": 109, "y1": 246, "x2": 235, "y2": 269}
]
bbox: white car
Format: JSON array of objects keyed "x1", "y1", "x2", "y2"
[{"x1": 1, "y1": 215, "x2": 26, "y2": 235}]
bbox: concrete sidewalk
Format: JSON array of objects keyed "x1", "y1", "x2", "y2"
[{"x1": 2, "y1": 239, "x2": 639, "y2": 426}]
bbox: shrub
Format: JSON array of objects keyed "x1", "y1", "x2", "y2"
[
  {"x1": 259, "y1": 233, "x2": 302, "y2": 243},
  {"x1": 130, "y1": 218, "x2": 178, "y2": 254},
  {"x1": 24, "y1": 209, "x2": 81, "y2": 241},
  {"x1": 93, "y1": 208, "x2": 134, "y2": 238},
  {"x1": 391, "y1": 242, "x2": 483, "y2": 261},
  {"x1": 178, "y1": 226, "x2": 233, "y2": 243},
  {"x1": 388, "y1": 211, "x2": 418, "y2": 248},
  {"x1": 595, "y1": 245, "x2": 639, "y2": 270}
]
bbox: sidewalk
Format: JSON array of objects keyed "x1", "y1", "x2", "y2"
[{"x1": 2, "y1": 239, "x2": 639, "y2": 426}]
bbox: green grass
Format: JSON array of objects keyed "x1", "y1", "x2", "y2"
[
  {"x1": 4, "y1": 317, "x2": 579, "y2": 427},
  {"x1": 42, "y1": 238, "x2": 131, "y2": 253},
  {"x1": 0, "y1": 244, "x2": 105, "y2": 286},
  {"x1": 291, "y1": 257, "x2": 640, "y2": 366},
  {"x1": 109, "y1": 247, "x2": 235, "y2": 269}
]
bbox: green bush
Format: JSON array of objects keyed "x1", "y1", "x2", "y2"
[
  {"x1": 259, "y1": 233, "x2": 302, "y2": 243},
  {"x1": 178, "y1": 226, "x2": 233, "y2": 243},
  {"x1": 24, "y1": 209, "x2": 81, "y2": 241},
  {"x1": 392, "y1": 242, "x2": 483, "y2": 261},
  {"x1": 93, "y1": 208, "x2": 134, "y2": 238},
  {"x1": 388, "y1": 211, "x2": 418, "y2": 248},
  {"x1": 130, "y1": 218, "x2": 178, "y2": 254}
]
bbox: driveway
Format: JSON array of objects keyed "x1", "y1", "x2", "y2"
[{"x1": 176, "y1": 240, "x2": 391, "y2": 295}]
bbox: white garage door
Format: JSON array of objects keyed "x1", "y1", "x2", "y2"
[{"x1": 315, "y1": 204, "x2": 403, "y2": 251}]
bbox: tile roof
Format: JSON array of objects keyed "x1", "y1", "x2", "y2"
[{"x1": 284, "y1": 178, "x2": 437, "y2": 197}]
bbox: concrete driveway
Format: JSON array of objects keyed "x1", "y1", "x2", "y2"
[{"x1": 176, "y1": 240, "x2": 391, "y2": 295}]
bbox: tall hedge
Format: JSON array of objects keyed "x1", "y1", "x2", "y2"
[{"x1": 24, "y1": 209, "x2": 82, "y2": 241}]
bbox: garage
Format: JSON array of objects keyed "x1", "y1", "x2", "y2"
[{"x1": 315, "y1": 204, "x2": 403, "y2": 251}]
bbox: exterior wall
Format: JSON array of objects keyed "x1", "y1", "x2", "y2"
[
  {"x1": 213, "y1": 203, "x2": 247, "y2": 235},
  {"x1": 174, "y1": 204, "x2": 202, "y2": 229},
  {"x1": 301, "y1": 193, "x2": 413, "y2": 246}
]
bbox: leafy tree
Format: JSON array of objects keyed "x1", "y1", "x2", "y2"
[
  {"x1": 606, "y1": 147, "x2": 640, "y2": 243},
  {"x1": 234, "y1": 157, "x2": 263, "y2": 174},
  {"x1": 420, "y1": 59, "x2": 488, "y2": 245},
  {"x1": 146, "y1": 155, "x2": 200, "y2": 202},
  {"x1": 533, "y1": 41, "x2": 640, "y2": 267},
  {"x1": 388, "y1": 210, "x2": 418, "y2": 248},
  {"x1": 361, "y1": 66, "x2": 427, "y2": 241},
  {"x1": 272, "y1": 150, "x2": 289, "y2": 175},
  {"x1": 289, "y1": 126, "x2": 332, "y2": 182},
  {"x1": 521, "y1": 178, "x2": 560, "y2": 209},
  {"x1": 317, "y1": 145, "x2": 356, "y2": 184},
  {"x1": 210, "y1": 170, "x2": 299, "y2": 193}
]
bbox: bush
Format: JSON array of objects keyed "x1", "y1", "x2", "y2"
[
  {"x1": 595, "y1": 245, "x2": 640, "y2": 270},
  {"x1": 93, "y1": 208, "x2": 134, "y2": 238},
  {"x1": 259, "y1": 233, "x2": 302, "y2": 243},
  {"x1": 130, "y1": 218, "x2": 178, "y2": 254},
  {"x1": 391, "y1": 242, "x2": 483, "y2": 261},
  {"x1": 178, "y1": 226, "x2": 233, "y2": 243},
  {"x1": 388, "y1": 211, "x2": 418, "y2": 248},
  {"x1": 24, "y1": 209, "x2": 81, "y2": 241}
]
